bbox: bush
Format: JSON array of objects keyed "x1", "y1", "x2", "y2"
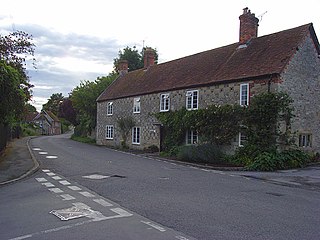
[
  {"x1": 71, "y1": 135, "x2": 95, "y2": 144},
  {"x1": 246, "y1": 149, "x2": 310, "y2": 171},
  {"x1": 177, "y1": 144, "x2": 224, "y2": 164}
]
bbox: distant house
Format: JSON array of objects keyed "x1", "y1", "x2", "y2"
[
  {"x1": 96, "y1": 8, "x2": 320, "y2": 153},
  {"x1": 33, "y1": 110, "x2": 61, "y2": 135}
]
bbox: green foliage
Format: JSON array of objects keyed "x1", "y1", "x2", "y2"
[
  {"x1": 246, "y1": 149, "x2": 310, "y2": 171},
  {"x1": 177, "y1": 144, "x2": 224, "y2": 164},
  {"x1": 117, "y1": 116, "x2": 135, "y2": 148},
  {"x1": 113, "y1": 46, "x2": 158, "y2": 73},
  {"x1": 0, "y1": 31, "x2": 35, "y2": 126},
  {"x1": 42, "y1": 93, "x2": 64, "y2": 116},
  {"x1": 156, "y1": 105, "x2": 243, "y2": 151},
  {"x1": 71, "y1": 135, "x2": 96, "y2": 144},
  {"x1": 71, "y1": 73, "x2": 117, "y2": 136},
  {"x1": 21, "y1": 123, "x2": 40, "y2": 137}
]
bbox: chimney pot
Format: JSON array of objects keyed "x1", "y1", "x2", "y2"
[{"x1": 239, "y1": 7, "x2": 259, "y2": 44}]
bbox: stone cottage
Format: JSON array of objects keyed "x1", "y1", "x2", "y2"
[
  {"x1": 96, "y1": 8, "x2": 320, "y2": 153},
  {"x1": 33, "y1": 110, "x2": 61, "y2": 135}
]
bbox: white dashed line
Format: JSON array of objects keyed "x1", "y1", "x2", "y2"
[
  {"x1": 201, "y1": 169, "x2": 210, "y2": 172},
  {"x1": 60, "y1": 194, "x2": 76, "y2": 201},
  {"x1": 46, "y1": 173, "x2": 56, "y2": 176},
  {"x1": 59, "y1": 180, "x2": 71, "y2": 186},
  {"x1": 79, "y1": 191, "x2": 95, "y2": 198},
  {"x1": 68, "y1": 186, "x2": 82, "y2": 191},
  {"x1": 52, "y1": 176, "x2": 62, "y2": 180},
  {"x1": 32, "y1": 148, "x2": 41, "y2": 151},
  {"x1": 42, "y1": 169, "x2": 50, "y2": 173},
  {"x1": 35, "y1": 178, "x2": 47, "y2": 182},
  {"x1": 42, "y1": 182, "x2": 55, "y2": 187},
  {"x1": 93, "y1": 199, "x2": 113, "y2": 207},
  {"x1": 110, "y1": 208, "x2": 133, "y2": 217},
  {"x1": 39, "y1": 152, "x2": 48, "y2": 155},
  {"x1": 49, "y1": 188, "x2": 63, "y2": 193},
  {"x1": 141, "y1": 221, "x2": 166, "y2": 232},
  {"x1": 46, "y1": 156, "x2": 58, "y2": 159}
]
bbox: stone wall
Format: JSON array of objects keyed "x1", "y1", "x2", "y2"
[
  {"x1": 96, "y1": 80, "x2": 270, "y2": 151},
  {"x1": 279, "y1": 34, "x2": 320, "y2": 153}
]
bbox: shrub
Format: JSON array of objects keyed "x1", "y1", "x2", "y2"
[{"x1": 177, "y1": 144, "x2": 224, "y2": 164}]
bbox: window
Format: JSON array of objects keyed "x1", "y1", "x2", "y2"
[
  {"x1": 240, "y1": 83, "x2": 249, "y2": 106},
  {"x1": 160, "y1": 93, "x2": 170, "y2": 112},
  {"x1": 186, "y1": 90, "x2": 198, "y2": 110},
  {"x1": 133, "y1": 97, "x2": 140, "y2": 113},
  {"x1": 105, "y1": 125, "x2": 114, "y2": 139},
  {"x1": 132, "y1": 127, "x2": 141, "y2": 144},
  {"x1": 186, "y1": 130, "x2": 198, "y2": 145},
  {"x1": 299, "y1": 133, "x2": 312, "y2": 147},
  {"x1": 239, "y1": 132, "x2": 247, "y2": 147},
  {"x1": 107, "y1": 102, "x2": 113, "y2": 115}
]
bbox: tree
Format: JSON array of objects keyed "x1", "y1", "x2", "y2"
[
  {"x1": 42, "y1": 93, "x2": 64, "y2": 116},
  {"x1": 58, "y1": 98, "x2": 77, "y2": 126},
  {"x1": 113, "y1": 46, "x2": 158, "y2": 73},
  {"x1": 0, "y1": 31, "x2": 35, "y2": 125},
  {"x1": 71, "y1": 73, "x2": 117, "y2": 136}
]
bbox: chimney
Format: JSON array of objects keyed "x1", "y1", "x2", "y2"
[
  {"x1": 239, "y1": 7, "x2": 259, "y2": 44},
  {"x1": 143, "y1": 48, "x2": 155, "y2": 68},
  {"x1": 118, "y1": 59, "x2": 128, "y2": 76}
]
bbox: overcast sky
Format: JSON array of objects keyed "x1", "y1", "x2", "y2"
[{"x1": 1, "y1": 0, "x2": 319, "y2": 111}]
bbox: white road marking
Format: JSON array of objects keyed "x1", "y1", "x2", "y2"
[
  {"x1": 68, "y1": 186, "x2": 82, "y2": 191},
  {"x1": 60, "y1": 194, "x2": 76, "y2": 201},
  {"x1": 201, "y1": 169, "x2": 210, "y2": 172},
  {"x1": 110, "y1": 208, "x2": 133, "y2": 217},
  {"x1": 42, "y1": 182, "x2": 55, "y2": 187},
  {"x1": 93, "y1": 199, "x2": 113, "y2": 207},
  {"x1": 32, "y1": 148, "x2": 41, "y2": 151},
  {"x1": 49, "y1": 188, "x2": 63, "y2": 193},
  {"x1": 46, "y1": 156, "x2": 58, "y2": 159},
  {"x1": 9, "y1": 234, "x2": 33, "y2": 240},
  {"x1": 46, "y1": 173, "x2": 56, "y2": 176},
  {"x1": 35, "y1": 178, "x2": 47, "y2": 182},
  {"x1": 42, "y1": 169, "x2": 50, "y2": 173},
  {"x1": 52, "y1": 176, "x2": 62, "y2": 180},
  {"x1": 39, "y1": 152, "x2": 48, "y2": 155},
  {"x1": 79, "y1": 191, "x2": 95, "y2": 198},
  {"x1": 141, "y1": 221, "x2": 166, "y2": 232},
  {"x1": 82, "y1": 174, "x2": 110, "y2": 180},
  {"x1": 176, "y1": 236, "x2": 190, "y2": 240},
  {"x1": 59, "y1": 180, "x2": 71, "y2": 186}
]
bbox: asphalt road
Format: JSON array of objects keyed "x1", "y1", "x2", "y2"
[{"x1": 1, "y1": 134, "x2": 320, "y2": 240}]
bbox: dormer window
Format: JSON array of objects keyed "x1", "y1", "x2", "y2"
[
  {"x1": 107, "y1": 102, "x2": 113, "y2": 116},
  {"x1": 133, "y1": 97, "x2": 141, "y2": 113}
]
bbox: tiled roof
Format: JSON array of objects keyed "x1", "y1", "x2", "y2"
[{"x1": 97, "y1": 23, "x2": 317, "y2": 102}]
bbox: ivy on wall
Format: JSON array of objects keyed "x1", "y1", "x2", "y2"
[{"x1": 156, "y1": 92, "x2": 294, "y2": 153}]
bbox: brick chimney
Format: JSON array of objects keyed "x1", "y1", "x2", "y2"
[
  {"x1": 143, "y1": 48, "x2": 155, "y2": 68},
  {"x1": 118, "y1": 59, "x2": 128, "y2": 76},
  {"x1": 239, "y1": 7, "x2": 259, "y2": 44}
]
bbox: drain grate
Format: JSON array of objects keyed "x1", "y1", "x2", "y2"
[{"x1": 50, "y1": 206, "x2": 90, "y2": 221}]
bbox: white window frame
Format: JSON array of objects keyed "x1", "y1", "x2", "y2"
[
  {"x1": 186, "y1": 130, "x2": 198, "y2": 145},
  {"x1": 105, "y1": 125, "x2": 114, "y2": 140},
  {"x1": 107, "y1": 102, "x2": 113, "y2": 116},
  {"x1": 133, "y1": 97, "x2": 141, "y2": 113},
  {"x1": 240, "y1": 83, "x2": 249, "y2": 106},
  {"x1": 160, "y1": 93, "x2": 170, "y2": 112},
  {"x1": 299, "y1": 133, "x2": 312, "y2": 147},
  {"x1": 132, "y1": 127, "x2": 141, "y2": 145},
  {"x1": 239, "y1": 132, "x2": 247, "y2": 147},
  {"x1": 186, "y1": 90, "x2": 198, "y2": 110}
]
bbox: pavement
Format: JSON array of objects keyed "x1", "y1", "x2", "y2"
[
  {"x1": 1, "y1": 136, "x2": 320, "y2": 191},
  {"x1": 0, "y1": 137, "x2": 39, "y2": 185}
]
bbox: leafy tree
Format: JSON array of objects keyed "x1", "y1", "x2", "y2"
[
  {"x1": 58, "y1": 98, "x2": 77, "y2": 126},
  {"x1": 71, "y1": 73, "x2": 117, "y2": 136},
  {"x1": 113, "y1": 46, "x2": 158, "y2": 73},
  {"x1": 0, "y1": 31, "x2": 35, "y2": 125},
  {"x1": 42, "y1": 93, "x2": 64, "y2": 116}
]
